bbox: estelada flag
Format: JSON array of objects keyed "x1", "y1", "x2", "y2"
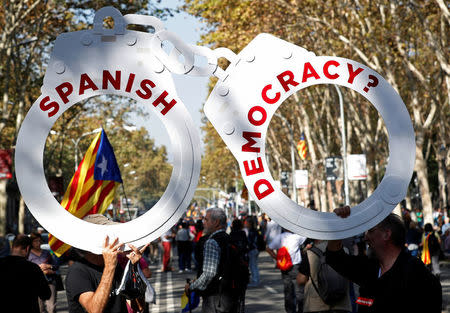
[
  {"x1": 296, "y1": 133, "x2": 308, "y2": 161},
  {"x1": 49, "y1": 129, "x2": 123, "y2": 256},
  {"x1": 181, "y1": 290, "x2": 200, "y2": 312}
]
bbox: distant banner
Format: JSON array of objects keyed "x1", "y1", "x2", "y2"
[
  {"x1": 325, "y1": 157, "x2": 343, "y2": 181},
  {"x1": 295, "y1": 170, "x2": 308, "y2": 189},
  {"x1": 0, "y1": 150, "x2": 12, "y2": 179},
  {"x1": 348, "y1": 154, "x2": 367, "y2": 180}
]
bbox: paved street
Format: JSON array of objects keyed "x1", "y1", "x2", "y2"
[{"x1": 56, "y1": 252, "x2": 450, "y2": 312}]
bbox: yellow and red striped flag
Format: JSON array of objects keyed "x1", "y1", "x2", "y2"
[
  {"x1": 296, "y1": 133, "x2": 308, "y2": 160},
  {"x1": 49, "y1": 129, "x2": 123, "y2": 256}
]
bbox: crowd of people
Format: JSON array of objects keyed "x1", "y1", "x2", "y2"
[{"x1": 0, "y1": 206, "x2": 446, "y2": 313}]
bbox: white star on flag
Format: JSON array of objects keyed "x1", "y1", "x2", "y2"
[{"x1": 97, "y1": 155, "x2": 108, "y2": 176}]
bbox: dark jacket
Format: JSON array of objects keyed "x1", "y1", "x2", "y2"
[
  {"x1": 326, "y1": 248, "x2": 442, "y2": 313},
  {"x1": 0, "y1": 255, "x2": 51, "y2": 313}
]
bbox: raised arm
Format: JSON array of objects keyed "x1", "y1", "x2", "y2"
[{"x1": 78, "y1": 236, "x2": 123, "y2": 313}]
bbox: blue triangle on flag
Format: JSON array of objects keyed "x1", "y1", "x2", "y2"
[{"x1": 94, "y1": 130, "x2": 123, "y2": 183}]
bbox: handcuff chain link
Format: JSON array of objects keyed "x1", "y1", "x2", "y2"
[{"x1": 148, "y1": 19, "x2": 236, "y2": 80}]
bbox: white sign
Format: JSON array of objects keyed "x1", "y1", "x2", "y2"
[
  {"x1": 15, "y1": 7, "x2": 201, "y2": 254},
  {"x1": 348, "y1": 154, "x2": 367, "y2": 180},
  {"x1": 204, "y1": 34, "x2": 415, "y2": 240},
  {"x1": 295, "y1": 170, "x2": 308, "y2": 189}
]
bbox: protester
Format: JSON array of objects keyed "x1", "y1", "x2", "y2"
[
  {"x1": 28, "y1": 232, "x2": 58, "y2": 313},
  {"x1": 176, "y1": 221, "x2": 192, "y2": 272},
  {"x1": 266, "y1": 229, "x2": 307, "y2": 313},
  {"x1": 441, "y1": 217, "x2": 450, "y2": 235},
  {"x1": 161, "y1": 228, "x2": 174, "y2": 272},
  {"x1": 230, "y1": 218, "x2": 250, "y2": 312},
  {"x1": 185, "y1": 208, "x2": 238, "y2": 313},
  {"x1": 327, "y1": 207, "x2": 442, "y2": 312},
  {"x1": 405, "y1": 221, "x2": 422, "y2": 257},
  {"x1": 245, "y1": 217, "x2": 260, "y2": 286},
  {"x1": 258, "y1": 213, "x2": 268, "y2": 236},
  {"x1": 421, "y1": 222, "x2": 442, "y2": 278},
  {"x1": 265, "y1": 217, "x2": 282, "y2": 247},
  {"x1": 0, "y1": 235, "x2": 10, "y2": 257},
  {"x1": 414, "y1": 208, "x2": 424, "y2": 228},
  {"x1": 0, "y1": 234, "x2": 52, "y2": 313},
  {"x1": 65, "y1": 214, "x2": 148, "y2": 313},
  {"x1": 146, "y1": 239, "x2": 160, "y2": 265},
  {"x1": 444, "y1": 229, "x2": 450, "y2": 254},
  {"x1": 297, "y1": 239, "x2": 352, "y2": 313},
  {"x1": 192, "y1": 219, "x2": 204, "y2": 271}
]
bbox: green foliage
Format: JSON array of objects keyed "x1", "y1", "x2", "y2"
[
  {"x1": 0, "y1": 1, "x2": 175, "y2": 213},
  {"x1": 184, "y1": 0, "x2": 449, "y2": 210}
]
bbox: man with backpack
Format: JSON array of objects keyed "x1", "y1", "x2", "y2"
[
  {"x1": 422, "y1": 223, "x2": 442, "y2": 279},
  {"x1": 185, "y1": 208, "x2": 243, "y2": 313},
  {"x1": 328, "y1": 207, "x2": 442, "y2": 313},
  {"x1": 266, "y1": 229, "x2": 306, "y2": 313},
  {"x1": 297, "y1": 239, "x2": 351, "y2": 312}
]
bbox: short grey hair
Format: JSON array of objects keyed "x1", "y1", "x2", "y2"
[{"x1": 207, "y1": 208, "x2": 227, "y2": 228}]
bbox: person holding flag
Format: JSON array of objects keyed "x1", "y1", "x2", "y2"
[
  {"x1": 55, "y1": 129, "x2": 149, "y2": 312},
  {"x1": 48, "y1": 129, "x2": 123, "y2": 256},
  {"x1": 297, "y1": 133, "x2": 308, "y2": 161}
]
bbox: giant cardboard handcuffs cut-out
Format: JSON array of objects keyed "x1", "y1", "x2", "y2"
[{"x1": 15, "y1": 7, "x2": 415, "y2": 253}]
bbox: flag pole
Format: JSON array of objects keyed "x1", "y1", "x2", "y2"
[{"x1": 121, "y1": 183, "x2": 132, "y2": 221}]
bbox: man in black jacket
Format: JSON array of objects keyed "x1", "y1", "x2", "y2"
[
  {"x1": 327, "y1": 207, "x2": 441, "y2": 312},
  {"x1": 0, "y1": 234, "x2": 52, "y2": 313},
  {"x1": 185, "y1": 208, "x2": 238, "y2": 313}
]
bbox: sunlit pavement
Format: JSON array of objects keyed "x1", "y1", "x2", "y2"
[{"x1": 56, "y1": 252, "x2": 450, "y2": 312}]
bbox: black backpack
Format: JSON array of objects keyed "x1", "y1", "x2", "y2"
[
  {"x1": 227, "y1": 241, "x2": 250, "y2": 290},
  {"x1": 428, "y1": 232, "x2": 441, "y2": 254},
  {"x1": 208, "y1": 232, "x2": 249, "y2": 295},
  {"x1": 256, "y1": 230, "x2": 266, "y2": 252},
  {"x1": 309, "y1": 246, "x2": 348, "y2": 305}
]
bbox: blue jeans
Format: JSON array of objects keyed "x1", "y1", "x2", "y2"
[{"x1": 248, "y1": 249, "x2": 260, "y2": 284}]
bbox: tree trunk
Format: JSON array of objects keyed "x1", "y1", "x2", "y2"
[
  {"x1": 438, "y1": 155, "x2": 447, "y2": 210},
  {"x1": 415, "y1": 142, "x2": 433, "y2": 225},
  {"x1": 18, "y1": 197, "x2": 25, "y2": 234},
  {"x1": 406, "y1": 192, "x2": 412, "y2": 212},
  {"x1": 318, "y1": 181, "x2": 326, "y2": 212},
  {"x1": 326, "y1": 181, "x2": 335, "y2": 212},
  {"x1": 312, "y1": 180, "x2": 321, "y2": 211},
  {"x1": 0, "y1": 180, "x2": 7, "y2": 235}
]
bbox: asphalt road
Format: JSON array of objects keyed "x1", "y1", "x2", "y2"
[{"x1": 56, "y1": 252, "x2": 450, "y2": 312}]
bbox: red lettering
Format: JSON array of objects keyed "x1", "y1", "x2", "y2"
[
  {"x1": 39, "y1": 96, "x2": 59, "y2": 118},
  {"x1": 302, "y1": 62, "x2": 320, "y2": 82},
  {"x1": 347, "y1": 63, "x2": 364, "y2": 84},
  {"x1": 152, "y1": 91, "x2": 176, "y2": 115},
  {"x1": 55, "y1": 82, "x2": 73, "y2": 104},
  {"x1": 102, "y1": 70, "x2": 121, "y2": 90},
  {"x1": 242, "y1": 131, "x2": 261, "y2": 153},
  {"x1": 323, "y1": 60, "x2": 340, "y2": 80},
  {"x1": 248, "y1": 106, "x2": 267, "y2": 126},
  {"x1": 243, "y1": 157, "x2": 264, "y2": 176},
  {"x1": 125, "y1": 73, "x2": 135, "y2": 93},
  {"x1": 79, "y1": 73, "x2": 99, "y2": 95},
  {"x1": 277, "y1": 70, "x2": 299, "y2": 92},
  {"x1": 261, "y1": 84, "x2": 280, "y2": 104},
  {"x1": 136, "y1": 79, "x2": 156, "y2": 100},
  {"x1": 254, "y1": 179, "x2": 274, "y2": 200}
]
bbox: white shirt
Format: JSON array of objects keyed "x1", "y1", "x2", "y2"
[
  {"x1": 269, "y1": 232, "x2": 306, "y2": 265},
  {"x1": 265, "y1": 220, "x2": 282, "y2": 245}
]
